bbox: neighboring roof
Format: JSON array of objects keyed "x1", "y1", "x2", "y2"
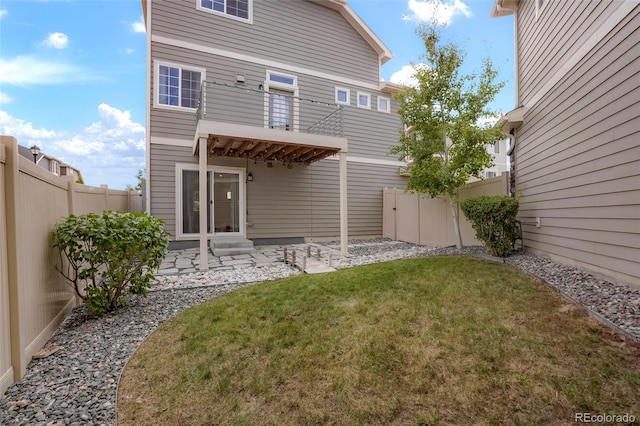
[
  {"x1": 490, "y1": 0, "x2": 519, "y2": 18},
  {"x1": 381, "y1": 82, "x2": 404, "y2": 94},
  {"x1": 17, "y1": 144, "x2": 84, "y2": 180},
  {"x1": 140, "y1": 0, "x2": 393, "y2": 64}
]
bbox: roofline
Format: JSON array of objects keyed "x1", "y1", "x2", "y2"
[
  {"x1": 490, "y1": 0, "x2": 519, "y2": 18},
  {"x1": 308, "y1": 0, "x2": 393, "y2": 64},
  {"x1": 140, "y1": 0, "x2": 393, "y2": 64}
]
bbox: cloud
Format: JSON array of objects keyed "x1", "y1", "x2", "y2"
[
  {"x1": 0, "y1": 9, "x2": 7, "y2": 18},
  {"x1": 402, "y1": 0, "x2": 471, "y2": 25},
  {"x1": 43, "y1": 32, "x2": 69, "y2": 49},
  {"x1": 0, "y1": 110, "x2": 61, "y2": 142},
  {"x1": 126, "y1": 48, "x2": 134, "y2": 54},
  {"x1": 0, "y1": 92, "x2": 12, "y2": 104},
  {"x1": 132, "y1": 16, "x2": 145, "y2": 33},
  {"x1": 0, "y1": 105, "x2": 145, "y2": 189},
  {"x1": 389, "y1": 63, "x2": 429, "y2": 87},
  {"x1": 0, "y1": 55, "x2": 92, "y2": 85}
]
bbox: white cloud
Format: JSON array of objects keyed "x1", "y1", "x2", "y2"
[
  {"x1": 0, "y1": 92, "x2": 13, "y2": 104},
  {"x1": 43, "y1": 32, "x2": 69, "y2": 49},
  {"x1": 0, "y1": 105, "x2": 145, "y2": 189},
  {"x1": 126, "y1": 48, "x2": 134, "y2": 54},
  {"x1": 390, "y1": 63, "x2": 429, "y2": 87},
  {"x1": 0, "y1": 110, "x2": 60, "y2": 142},
  {"x1": 0, "y1": 55, "x2": 91, "y2": 85},
  {"x1": 132, "y1": 16, "x2": 145, "y2": 33},
  {"x1": 403, "y1": 0, "x2": 471, "y2": 25},
  {"x1": 0, "y1": 9, "x2": 7, "y2": 18}
]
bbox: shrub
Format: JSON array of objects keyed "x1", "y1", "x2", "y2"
[
  {"x1": 460, "y1": 195, "x2": 519, "y2": 257},
  {"x1": 53, "y1": 211, "x2": 170, "y2": 315}
]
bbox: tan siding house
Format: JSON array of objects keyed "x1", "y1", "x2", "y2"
[
  {"x1": 492, "y1": 0, "x2": 640, "y2": 288},
  {"x1": 142, "y1": 0, "x2": 408, "y2": 266}
]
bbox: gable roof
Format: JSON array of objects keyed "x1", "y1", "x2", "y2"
[{"x1": 141, "y1": 0, "x2": 393, "y2": 64}]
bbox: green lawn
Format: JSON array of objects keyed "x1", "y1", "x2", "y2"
[{"x1": 118, "y1": 257, "x2": 640, "y2": 425}]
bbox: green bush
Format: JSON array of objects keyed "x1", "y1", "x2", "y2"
[
  {"x1": 53, "y1": 211, "x2": 170, "y2": 315},
  {"x1": 460, "y1": 195, "x2": 519, "y2": 257}
]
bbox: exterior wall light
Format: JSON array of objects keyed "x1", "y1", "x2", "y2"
[{"x1": 247, "y1": 172, "x2": 254, "y2": 182}]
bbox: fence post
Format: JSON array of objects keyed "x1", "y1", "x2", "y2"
[
  {"x1": 67, "y1": 178, "x2": 75, "y2": 216},
  {"x1": 100, "y1": 184, "x2": 108, "y2": 211},
  {"x1": 0, "y1": 136, "x2": 24, "y2": 383}
]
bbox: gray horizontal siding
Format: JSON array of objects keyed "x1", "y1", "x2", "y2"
[
  {"x1": 515, "y1": 3, "x2": 640, "y2": 285},
  {"x1": 518, "y1": 0, "x2": 620, "y2": 105},
  {"x1": 150, "y1": 42, "x2": 402, "y2": 160},
  {"x1": 149, "y1": 143, "x2": 407, "y2": 239},
  {"x1": 151, "y1": 0, "x2": 380, "y2": 84}
]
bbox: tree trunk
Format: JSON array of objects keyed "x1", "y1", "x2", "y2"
[{"x1": 450, "y1": 196, "x2": 463, "y2": 249}]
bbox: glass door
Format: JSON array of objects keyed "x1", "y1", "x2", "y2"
[
  {"x1": 180, "y1": 166, "x2": 245, "y2": 238},
  {"x1": 213, "y1": 171, "x2": 241, "y2": 234}
]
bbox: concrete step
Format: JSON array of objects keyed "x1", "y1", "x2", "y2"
[
  {"x1": 213, "y1": 247, "x2": 257, "y2": 256},
  {"x1": 210, "y1": 237, "x2": 255, "y2": 256}
]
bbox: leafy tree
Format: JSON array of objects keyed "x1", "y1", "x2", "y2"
[
  {"x1": 126, "y1": 168, "x2": 146, "y2": 191},
  {"x1": 392, "y1": 23, "x2": 505, "y2": 249}
]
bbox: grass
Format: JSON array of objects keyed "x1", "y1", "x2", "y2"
[{"x1": 117, "y1": 257, "x2": 640, "y2": 425}]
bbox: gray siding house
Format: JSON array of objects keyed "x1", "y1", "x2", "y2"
[
  {"x1": 492, "y1": 0, "x2": 640, "y2": 288},
  {"x1": 141, "y1": 0, "x2": 408, "y2": 267}
]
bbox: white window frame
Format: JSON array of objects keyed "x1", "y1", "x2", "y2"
[
  {"x1": 357, "y1": 91, "x2": 371, "y2": 109},
  {"x1": 175, "y1": 163, "x2": 246, "y2": 240},
  {"x1": 485, "y1": 170, "x2": 497, "y2": 179},
  {"x1": 493, "y1": 140, "x2": 501, "y2": 154},
  {"x1": 264, "y1": 70, "x2": 299, "y2": 132},
  {"x1": 335, "y1": 87, "x2": 350, "y2": 105},
  {"x1": 154, "y1": 61, "x2": 205, "y2": 111},
  {"x1": 196, "y1": 0, "x2": 253, "y2": 24},
  {"x1": 377, "y1": 96, "x2": 390, "y2": 113},
  {"x1": 50, "y1": 160, "x2": 60, "y2": 176}
]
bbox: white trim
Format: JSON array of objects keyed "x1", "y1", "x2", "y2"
[
  {"x1": 153, "y1": 60, "x2": 206, "y2": 111},
  {"x1": 526, "y1": 1, "x2": 638, "y2": 109},
  {"x1": 195, "y1": 120, "x2": 348, "y2": 152},
  {"x1": 176, "y1": 162, "x2": 246, "y2": 240},
  {"x1": 356, "y1": 91, "x2": 371, "y2": 109},
  {"x1": 196, "y1": 0, "x2": 253, "y2": 24},
  {"x1": 150, "y1": 136, "x2": 193, "y2": 147},
  {"x1": 535, "y1": 0, "x2": 547, "y2": 21},
  {"x1": 145, "y1": 0, "x2": 152, "y2": 213},
  {"x1": 264, "y1": 70, "x2": 299, "y2": 132},
  {"x1": 377, "y1": 96, "x2": 390, "y2": 113},
  {"x1": 152, "y1": 35, "x2": 383, "y2": 91},
  {"x1": 335, "y1": 87, "x2": 350, "y2": 105},
  {"x1": 325, "y1": 155, "x2": 407, "y2": 167}
]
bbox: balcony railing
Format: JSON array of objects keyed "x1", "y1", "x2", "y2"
[{"x1": 197, "y1": 81, "x2": 344, "y2": 138}]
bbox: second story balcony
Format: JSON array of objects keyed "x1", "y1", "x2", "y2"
[
  {"x1": 194, "y1": 80, "x2": 347, "y2": 165},
  {"x1": 197, "y1": 81, "x2": 344, "y2": 138}
]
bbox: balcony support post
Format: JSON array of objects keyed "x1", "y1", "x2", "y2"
[
  {"x1": 339, "y1": 151, "x2": 349, "y2": 256},
  {"x1": 198, "y1": 137, "x2": 209, "y2": 271}
]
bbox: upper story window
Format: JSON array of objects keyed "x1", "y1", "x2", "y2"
[
  {"x1": 493, "y1": 140, "x2": 501, "y2": 154},
  {"x1": 357, "y1": 92, "x2": 371, "y2": 109},
  {"x1": 377, "y1": 96, "x2": 390, "y2": 113},
  {"x1": 50, "y1": 160, "x2": 60, "y2": 176},
  {"x1": 156, "y1": 62, "x2": 204, "y2": 110},
  {"x1": 199, "y1": 0, "x2": 252, "y2": 23},
  {"x1": 335, "y1": 87, "x2": 350, "y2": 105}
]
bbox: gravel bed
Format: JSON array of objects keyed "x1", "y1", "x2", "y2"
[{"x1": 1, "y1": 242, "x2": 639, "y2": 426}]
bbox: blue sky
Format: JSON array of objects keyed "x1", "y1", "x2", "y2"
[{"x1": 0, "y1": 0, "x2": 514, "y2": 189}]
